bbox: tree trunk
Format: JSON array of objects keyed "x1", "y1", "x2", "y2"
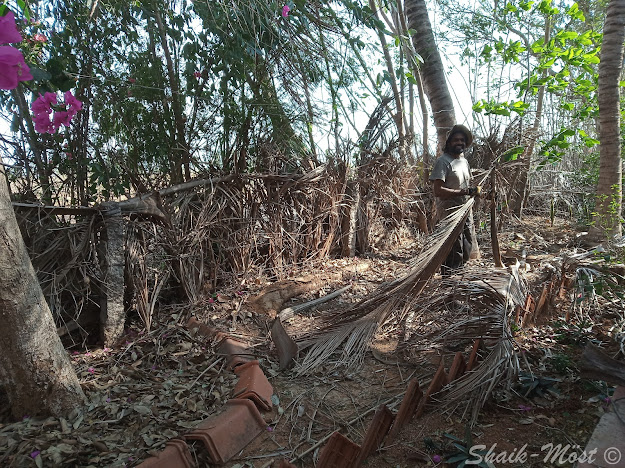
[
  {"x1": 510, "y1": 19, "x2": 550, "y2": 216},
  {"x1": 153, "y1": 5, "x2": 190, "y2": 183},
  {"x1": 0, "y1": 163, "x2": 85, "y2": 419},
  {"x1": 370, "y1": 0, "x2": 406, "y2": 158},
  {"x1": 595, "y1": 0, "x2": 625, "y2": 237},
  {"x1": 405, "y1": 0, "x2": 456, "y2": 153}
]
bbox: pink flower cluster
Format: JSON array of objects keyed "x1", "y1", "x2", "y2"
[
  {"x1": 0, "y1": 11, "x2": 33, "y2": 90},
  {"x1": 31, "y1": 91, "x2": 82, "y2": 134}
]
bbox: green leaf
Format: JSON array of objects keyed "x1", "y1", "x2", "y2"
[
  {"x1": 582, "y1": 53, "x2": 600, "y2": 64},
  {"x1": 17, "y1": 0, "x2": 30, "y2": 20},
  {"x1": 567, "y1": 2, "x2": 585, "y2": 21},
  {"x1": 29, "y1": 67, "x2": 52, "y2": 81},
  {"x1": 502, "y1": 146, "x2": 525, "y2": 161},
  {"x1": 557, "y1": 31, "x2": 578, "y2": 40},
  {"x1": 519, "y1": 0, "x2": 534, "y2": 10},
  {"x1": 472, "y1": 101, "x2": 485, "y2": 113},
  {"x1": 481, "y1": 44, "x2": 493, "y2": 59},
  {"x1": 447, "y1": 454, "x2": 470, "y2": 463}
]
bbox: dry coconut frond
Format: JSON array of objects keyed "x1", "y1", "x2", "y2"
[
  {"x1": 295, "y1": 198, "x2": 475, "y2": 375},
  {"x1": 436, "y1": 268, "x2": 525, "y2": 424}
]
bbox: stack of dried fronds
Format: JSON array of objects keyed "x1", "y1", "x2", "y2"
[{"x1": 14, "y1": 209, "x2": 100, "y2": 346}]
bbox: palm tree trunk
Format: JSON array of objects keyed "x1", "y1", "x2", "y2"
[
  {"x1": 595, "y1": 0, "x2": 625, "y2": 237},
  {"x1": 404, "y1": 0, "x2": 456, "y2": 153}
]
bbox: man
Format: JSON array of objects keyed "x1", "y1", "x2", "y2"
[{"x1": 429, "y1": 124, "x2": 479, "y2": 276}]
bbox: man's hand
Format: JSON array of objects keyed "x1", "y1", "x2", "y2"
[{"x1": 467, "y1": 186, "x2": 482, "y2": 197}]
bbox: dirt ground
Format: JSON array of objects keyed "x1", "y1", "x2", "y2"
[{"x1": 0, "y1": 215, "x2": 623, "y2": 467}]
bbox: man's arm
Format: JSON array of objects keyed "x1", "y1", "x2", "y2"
[{"x1": 432, "y1": 179, "x2": 469, "y2": 199}]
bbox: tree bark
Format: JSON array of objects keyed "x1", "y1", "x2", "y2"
[
  {"x1": 405, "y1": 0, "x2": 456, "y2": 153},
  {"x1": 0, "y1": 163, "x2": 85, "y2": 419},
  {"x1": 595, "y1": 0, "x2": 625, "y2": 237},
  {"x1": 97, "y1": 202, "x2": 127, "y2": 346}
]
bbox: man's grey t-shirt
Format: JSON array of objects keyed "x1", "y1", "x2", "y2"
[{"x1": 429, "y1": 152, "x2": 471, "y2": 220}]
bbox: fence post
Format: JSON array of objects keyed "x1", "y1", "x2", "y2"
[{"x1": 97, "y1": 202, "x2": 126, "y2": 346}]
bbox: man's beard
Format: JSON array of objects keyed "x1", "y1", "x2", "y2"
[{"x1": 449, "y1": 145, "x2": 464, "y2": 155}]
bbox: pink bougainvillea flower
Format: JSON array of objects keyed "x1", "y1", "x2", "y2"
[
  {"x1": 33, "y1": 33, "x2": 47, "y2": 43},
  {"x1": 53, "y1": 110, "x2": 72, "y2": 128},
  {"x1": 0, "y1": 46, "x2": 33, "y2": 89},
  {"x1": 193, "y1": 71, "x2": 201, "y2": 78},
  {"x1": 88, "y1": 367, "x2": 95, "y2": 374},
  {"x1": 32, "y1": 92, "x2": 57, "y2": 114},
  {"x1": 282, "y1": 5, "x2": 290, "y2": 17},
  {"x1": 0, "y1": 11, "x2": 23, "y2": 44},
  {"x1": 64, "y1": 91, "x2": 82, "y2": 114},
  {"x1": 33, "y1": 110, "x2": 54, "y2": 133},
  {"x1": 208, "y1": 297, "x2": 214, "y2": 303},
  {"x1": 32, "y1": 91, "x2": 82, "y2": 133},
  {"x1": 128, "y1": 77, "x2": 136, "y2": 83}
]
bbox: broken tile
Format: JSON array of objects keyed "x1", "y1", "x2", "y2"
[
  {"x1": 389, "y1": 378, "x2": 422, "y2": 438},
  {"x1": 184, "y1": 399, "x2": 266, "y2": 464},
  {"x1": 270, "y1": 318, "x2": 298, "y2": 370},
  {"x1": 317, "y1": 431, "x2": 361, "y2": 468},
  {"x1": 356, "y1": 404, "x2": 394, "y2": 464},
  {"x1": 447, "y1": 352, "x2": 466, "y2": 383},
  {"x1": 416, "y1": 361, "x2": 447, "y2": 418},
  {"x1": 218, "y1": 337, "x2": 253, "y2": 370},
  {"x1": 233, "y1": 360, "x2": 273, "y2": 411},
  {"x1": 520, "y1": 295, "x2": 535, "y2": 327},
  {"x1": 466, "y1": 339, "x2": 481, "y2": 371},
  {"x1": 136, "y1": 438, "x2": 195, "y2": 468},
  {"x1": 186, "y1": 317, "x2": 226, "y2": 342}
]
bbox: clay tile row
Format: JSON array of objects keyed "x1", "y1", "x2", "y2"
[
  {"x1": 185, "y1": 399, "x2": 267, "y2": 464},
  {"x1": 137, "y1": 439, "x2": 194, "y2": 468},
  {"x1": 233, "y1": 360, "x2": 274, "y2": 411}
]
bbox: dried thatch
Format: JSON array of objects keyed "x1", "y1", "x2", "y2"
[
  {"x1": 400, "y1": 267, "x2": 526, "y2": 423},
  {"x1": 294, "y1": 198, "x2": 476, "y2": 373}
]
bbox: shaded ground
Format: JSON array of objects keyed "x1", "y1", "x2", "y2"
[{"x1": 0, "y1": 216, "x2": 623, "y2": 467}]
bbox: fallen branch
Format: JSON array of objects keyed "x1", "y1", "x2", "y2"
[{"x1": 279, "y1": 285, "x2": 352, "y2": 321}]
